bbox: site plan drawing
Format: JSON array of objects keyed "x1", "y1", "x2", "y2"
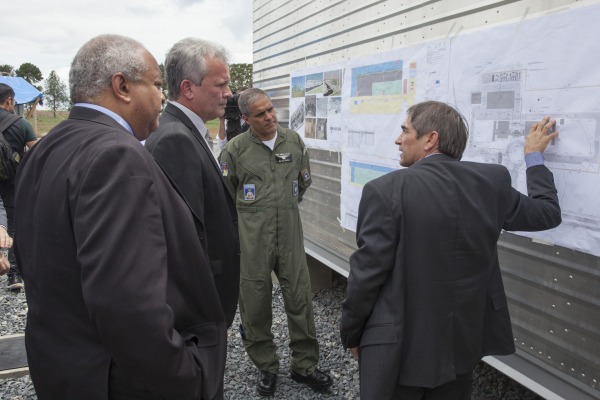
[{"x1": 290, "y1": 4, "x2": 600, "y2": 257}]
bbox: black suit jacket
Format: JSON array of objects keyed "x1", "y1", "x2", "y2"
[
  {"x1": 14, "y1": 106, "x2": 227, "y2": 400},
  {"x1": 340, "y1": 153, "x2": 561, "y2": 398},
  {"x1": 145, "y1": 103, "x2": 240, "y2": 327}
]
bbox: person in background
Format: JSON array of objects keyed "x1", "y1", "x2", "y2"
[
  {"x1": 0, "y1": 83, "x2": 37, "y2": 290},
  {"x1": 14, "y1": 34, "x2": 228, "y2": 400},
  {"x1": 0, "y1": 197, "x2": 12, "y2": 276},
  {"x1": 219, "y1": 88, "x2": 333, "y2": 397},
  {"x1": 145, "y1": 37, "x2": 240, "y2": 328},
  {"x1": 216, "y1": 85, "x2": 249, "y2": 152},
  {"x1": 340, "y1": 101, "x2": 562, "y2": 400}
]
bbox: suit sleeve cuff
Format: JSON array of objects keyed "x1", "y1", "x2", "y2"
[{"x1": 525, "y1": 152, "x2": 544, "y2": 168}]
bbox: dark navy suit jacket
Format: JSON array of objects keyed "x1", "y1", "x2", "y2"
[{"x1": 15, "y1": 106, "x2": 227, "y2": 400}]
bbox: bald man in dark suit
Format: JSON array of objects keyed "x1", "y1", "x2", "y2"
[{"x1": 15, "y1": 34, "x2": 228, "y2": 400}]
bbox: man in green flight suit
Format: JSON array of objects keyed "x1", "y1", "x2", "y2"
[{"x1": 219, "y1": 88, "x2": 332, "y2": 397}]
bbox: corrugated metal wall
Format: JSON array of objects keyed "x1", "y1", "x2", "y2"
[{"x1": 252, "y1": 1, "x2": 600, "y2": 398}]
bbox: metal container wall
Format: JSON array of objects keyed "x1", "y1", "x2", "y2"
[{"x1": 252, "y1": 1, "x2": 600, "y2": 398}]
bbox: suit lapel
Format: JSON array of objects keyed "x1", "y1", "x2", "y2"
[{"x1": 163, "y1": 104, "x2": 222, "y2": 175}]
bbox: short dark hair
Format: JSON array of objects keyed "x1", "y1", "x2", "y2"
[
  {"x1": 238, "y1": 88, "x2": 269, "y2": 116},
  {"x1": 406, "y1": 101, "x2": 469, "y2": 160},
  {"x1": 0, "y1": 83, "x2": 15, "y2": 104}
]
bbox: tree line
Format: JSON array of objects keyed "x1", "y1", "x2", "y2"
[{"x1": 2, "y1": 62, "x2": 253, "y2": 118}]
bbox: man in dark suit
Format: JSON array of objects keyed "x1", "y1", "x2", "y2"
[
  {"x1": 14, "y1": 34, "x2": 228, "y2": 400},
  {"x1": 340, "y1": 101, "x2": 562, "y2": 400},
  {"x1": 145, "y1": 37, "x2": 240, "y2": 327}
]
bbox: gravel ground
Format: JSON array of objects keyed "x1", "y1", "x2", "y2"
[{"x1": 0, "y1": 275, "x2": 541, "y2": 399}]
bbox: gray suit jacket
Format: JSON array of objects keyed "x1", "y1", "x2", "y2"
[
  {"x1": 15, "y1": 106, "x2": 227, "y2": 400},
  {"x1": 145, "y1": 103, "x2": 240, "y2": 327},
  {"x1": 340, "y1": 153, "x2": 561, "y2": 399}
]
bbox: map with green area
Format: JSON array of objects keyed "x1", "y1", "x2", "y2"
[{"x1": 350, "y1": 161, "x2": 396, "y2": 185}]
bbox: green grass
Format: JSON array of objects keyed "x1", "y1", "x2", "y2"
[
  {"x1": 205, "y1": 119, "x2": 220, "y2": 137},
  {"x1": 28, "y1": 110, "x2": 69, "y2": 137},
  {"x1": 28, "y1": 110, "x2": 221, "y2": 138}
]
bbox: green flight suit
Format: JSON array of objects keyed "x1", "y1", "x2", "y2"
[{"x1": 219, "y1": 125, "x2": 318, "y2": 375}]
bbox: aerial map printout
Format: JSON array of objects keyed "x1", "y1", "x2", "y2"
[{"x1": 290, "y1": 4, "x2": 600, "y2": 257}]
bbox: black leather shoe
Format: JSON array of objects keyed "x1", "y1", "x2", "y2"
[
  {"x1": 291, "y1": 368, "x2": 333, "y2": 391},
  {"x1": 7, "y1": 269, "x2": 23, "y2": 291},
  {"x1": 257, "y1": 370, "x2": 277, "y2": 396}
]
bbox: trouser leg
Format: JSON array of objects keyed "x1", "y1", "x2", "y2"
[
  {"x1": 392, "y1": 372, "x2": 473, "y2": 400},
  {"x1": 238, "y1": 263, "x2": 279, "y2": 374},
  {"x1": 277, "y1": 252, "x2": 319, "y2": 375}
]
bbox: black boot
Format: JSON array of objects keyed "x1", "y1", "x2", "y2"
[
  {"x1": 291, "y1": 368, "x2": 333, "y2": 391},
  {"x1": 257, "y1": 370, "x2": 277, "y2": 396}
]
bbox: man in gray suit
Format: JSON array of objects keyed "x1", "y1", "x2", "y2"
[
  {"x1": 15, "y1": 34, "x2": 228, "y2": 400},
  {"x1": 145, "y1": 38, "x2": 240, "y2": 328},
  {"x1": 340, "y1": 101, "x2": 561, "y2": 399}
]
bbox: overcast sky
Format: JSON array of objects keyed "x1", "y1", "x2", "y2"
[{"x1": 2, "y1": 0, "x2": 253, "y2": 86}]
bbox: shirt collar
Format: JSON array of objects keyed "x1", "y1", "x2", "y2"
[
  {"x1": 169, "y1": 101, "x2": 208, "y2": 136},
  {"x1": 74, "y1": 103, "x2": 134, "y2": 136}
]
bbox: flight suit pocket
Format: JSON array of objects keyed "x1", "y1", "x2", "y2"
[{"x1": 239, "y1": 161, "x2": 265, "y2": 181}]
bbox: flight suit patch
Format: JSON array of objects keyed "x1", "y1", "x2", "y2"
[
  {"x1": 275, "y1": 153, "x2": 292, "y2": 163},
  {"x1": 292, "y1": 180, "x2": 298, "y2": 197},
  {"x1": 302, "y1": 169, "x2": 311, "y2": 181},
  {"x1": 243, "y1": 184, "x2": 256, "y2": 201},
  {"x1": 220, "y1": 161, "x2": 229, "y2": 177}
]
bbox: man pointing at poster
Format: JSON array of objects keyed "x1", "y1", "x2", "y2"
[{"x1": 341, "y1": 101, "x2": 562, "y2": 399}]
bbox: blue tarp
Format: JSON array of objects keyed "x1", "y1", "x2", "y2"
[{"x1": 0, "y1": 76, "x2": 43, "y2": 105}]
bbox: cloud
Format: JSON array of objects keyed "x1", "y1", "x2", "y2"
[
  {"x1": 174, "y1": 0, "x2": 207, "y2": 7},
  {"x1": 2, "y1": 0, "x2": 252, "y2": 88}
]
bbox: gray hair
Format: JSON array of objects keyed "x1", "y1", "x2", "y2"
[
  {"x1": 406, "y1": 101, "x2": 469, "y2": 160},
  {"x1": 238, "y1": 88, "x2": 267, "y2": 116},
  {"x1": 69, "y1": 34, "x2": 148, "y2": 103},
  {"x1": 165, "y1": 37, "x2": 230, "y2": 100}
]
